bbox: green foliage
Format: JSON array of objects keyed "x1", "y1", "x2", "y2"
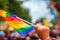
[
  {"x1": 0, "y1": 0, "x2": 8, "y2": 10},
  {"x1": 0, "y1": 0, "x2": 31, "y2": 22},
  {"x1": 50, "y1": 19, "x2": 56, "y2": 25},
  {"x1": 35, "y1": 18, "x2": 44, "y2": 24},
  {"x1": 8, "y1": 0, "x2": 31, "y2": 22},
  {"x1": 53, "y1": 0, "x2": 56, "y2": 2}
]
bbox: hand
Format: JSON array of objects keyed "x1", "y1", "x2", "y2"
[{"x1": 34, "y1": 24, "x2": 50, "y2": 40}]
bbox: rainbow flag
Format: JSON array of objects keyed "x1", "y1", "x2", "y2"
[
  {"x1": 0, "y1": 10, "x2": 34, "y2": 37},
  {"x1": 50, "y1": 2, "x2": 58, "y2": 20}
]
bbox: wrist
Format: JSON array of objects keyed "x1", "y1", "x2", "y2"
[{"x1": 41, "y1": 36, "x2": 50, "y2": 40}]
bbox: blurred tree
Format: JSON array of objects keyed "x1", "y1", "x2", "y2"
[
  {"x1": 0, "y1": 16, "x2": 4, "y2": 21},
  {"x1": 8, "y1": 0, "x2": 31, "y2": 22},
  {"x1": 0, "y1": 0, "x2": 8, "y2": 11},
  {"x1": 56, "y1": 0, "x2": 60, "y2": 12},
  {"x1": 50, "y1": 19, "x2": 56, "y2": 25},
  {"x1": 35, "y1": 18, "x2": 44, "y2": 25},
  {"x1": 52, "y1": 0, "x2": 56, "y2": 2},
  {"x1": 0, "y1": 0, "x2": 31, "y2": 22}
]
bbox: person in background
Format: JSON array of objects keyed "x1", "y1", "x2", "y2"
[
  {"x1": 29, "y1": 30, "x2": 39, "y2": 40},
  {"x1": 0, "y1": 29, "x2": 7, "y2": 40},
  {"x1": 5, "y1": 30, "x2": 11, "y2": 40},
  {"x1": 11, "y1": 37, "x2": 17, "y2": 40},
  {"x1": 50, "y1": 30, "x2": 57, "y2": 40},
  {"x1": 26, "y1": 36, "x2": 31, "y2": 40}
]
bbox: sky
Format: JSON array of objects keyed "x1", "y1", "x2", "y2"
[{"x1": 22, "y1": 0, "x2": 53, "y2": 23}]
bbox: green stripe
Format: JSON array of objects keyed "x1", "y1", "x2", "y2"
[
  {"x1": 15, "y1": 28, "x2": 27, "y2": 32},
  {"x1": 14, "y1": 25, "x2": 31, "y2": 32},
  {"x1": 23, "y1": 25, "x2": 31, "y2": 29},
  {"x1": 6, "y1": 12, "x2": 11, "y2": 17}
]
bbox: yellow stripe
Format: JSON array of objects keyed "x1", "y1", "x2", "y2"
[
  {"x1": 1, "y1": 10, "x2": 6, "y2": 17},
  {"x1": 7, "y1": 20, "x2": 28, "y2": 29}
]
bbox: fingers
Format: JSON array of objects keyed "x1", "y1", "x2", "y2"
[
  {"x1": 34, "y1": 24, "x2": 42, "y2": 29},
  {"x1": 34, "y1": 24, "x2": 38, "y2": 30},
  {"x1": 34, "y1": 24, "x2": 50, "y2": 40},
  {"x1": 34, "y1": 24, "x2": 49, "y2": 31}
]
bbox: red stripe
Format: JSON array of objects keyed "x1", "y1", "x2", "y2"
[{"x1": 4, "y1": 16, "x2": 15, "y2": 21}]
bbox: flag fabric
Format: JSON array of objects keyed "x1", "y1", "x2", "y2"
[
  {"x1": 50, "y1": 2, "x2": 58, "y2": 20},
  {"x1": 0, "y1": 10, "x2": 34, "y2": 37}
]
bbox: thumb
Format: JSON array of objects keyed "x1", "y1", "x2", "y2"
[
  {"x1": 34, "y1": 24, "x2": 41, "y2": 30},
  {"x1": 34, "y1": 25, "x2": 38, "y2": 30}
]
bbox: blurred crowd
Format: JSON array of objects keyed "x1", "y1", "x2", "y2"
[
  {"x1": 0, "y1": 29, "x2": 39, "y2": 40},
  {"x1": 0, "y1": 24, "x2": 60, "y2": 40},
  {"x1": 50, "y1": 25, "x2": 60, "y2": 40}
]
